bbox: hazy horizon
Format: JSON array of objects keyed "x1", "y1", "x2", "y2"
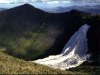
[{"x1": 0, "y1": 0, "x2": 100, "y2": 9}]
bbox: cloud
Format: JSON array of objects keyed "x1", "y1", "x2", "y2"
[
  {"x1": 0, "y1": 0, "x2": 100, "y2": 4},
  {"x1": 0, "y1": 0, "x2": 36, "y2": 3},
  {"x1": 46, "y1": 1, "x2": 59, "y2": 4},
  {"x1": 0, "y1": 0, "x2": 13, "y2": 3},
  {"x1": 0, "y1": 0, "x2": 100, "y2": 9},
  {"x1": 41, "y1": 0, "x2": 48, "y2": 1},
  {"x1": 62, "y1": 1, "x2": 70, "y2": 3}
]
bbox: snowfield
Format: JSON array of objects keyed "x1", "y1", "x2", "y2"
[{"x1": 32, "y1": 24, "x2": 92, "y2": 70}]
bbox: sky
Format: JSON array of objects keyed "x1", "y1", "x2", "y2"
[{"x1": 0, "y1": 0, "x2": 100, "y2": 9}]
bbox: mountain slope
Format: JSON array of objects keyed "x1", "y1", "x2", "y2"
[
  {"x1": 0, "y1": 4, "x2": 99, "y2": 63},
  {"x1": 0, "y1": 52, "x2": 100, "y2": 74},
  {"x1": 0, "y1": 52, "x2": 87, "y2": 74},
  {"x1": 80, "y1": 14, "x2": 100, "y2": 64}
]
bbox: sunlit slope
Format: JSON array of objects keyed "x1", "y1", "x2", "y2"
[
  {"x1": 0, "y1": 4, "x2": 48, "y2": 60},
  {"x1": 0, "y1": 52, "x2": 87, "y2": 74},
  {"x1": 0, "y1": 52, "x2": 99, "y2": 74},
  {"x1": 0, "y1": 4, "x2": 93, "y2": 61}
]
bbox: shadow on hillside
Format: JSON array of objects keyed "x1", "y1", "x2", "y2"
[
  {"x1": 33, "y1": 20, "x2": 82, "y2": 60},
  {"x1": 33, "y1": 15, "x2": 100, "y2": 66}
]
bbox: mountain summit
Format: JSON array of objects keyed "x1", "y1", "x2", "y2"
[{"x1": 0, "y1": 4, "x2": 99, "y2": 65}]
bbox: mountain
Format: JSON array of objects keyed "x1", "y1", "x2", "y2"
[
  {"x1": 43, "y1": 5, "x2": 100, "y2": 15},
  {"x1": 84, "y1": 9, "x2": 100, "y2": 15},
  {"x1": 0, "y1": 4, "x2": 99, "y2": 66},
  {"x1": 0, "y1": 8, "x2": 7, "y2": 11}
]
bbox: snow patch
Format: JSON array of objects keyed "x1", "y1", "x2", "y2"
[{"x1": 32, "y1": 24, "x2": 92, "y2": 70}]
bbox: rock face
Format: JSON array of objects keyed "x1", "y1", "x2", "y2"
[{"x1": 33, "y1": 24, "x2": 92, "y2": 70}]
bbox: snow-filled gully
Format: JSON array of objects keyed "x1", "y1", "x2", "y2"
[{"x1": 32, "y1": 24, "x2": 92, "y2": 70}]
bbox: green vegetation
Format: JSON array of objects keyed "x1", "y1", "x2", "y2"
[
  {"x1": 0, "y1": 4, "x2": 100, "y2": 74},
  {"x1": 1, "y1": 26, "x2": 48, "y2": 60},
  {"x1": 0, "y1": 4, "x2": 92, "y2": 61},
  {"x1": 0, "y1": 52, "x2": 99, "y2": 74},
  {"x1": 70, "y1": 64, "x2": 100, "y2": 75},
  {"x1": 0, "y1": 4, "x2": 49, "y2": 60}
]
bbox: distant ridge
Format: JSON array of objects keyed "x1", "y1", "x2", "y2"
[
  {"x1": 0, "y1": 8, "x2": 7, "y2": 11},
  {"x1": 43, "y1": 5, "x2": 100, "y2": 15}
]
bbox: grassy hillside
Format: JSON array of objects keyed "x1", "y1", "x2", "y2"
[
  {"x1": 0, "y1": 52, "x2": 99, "y2": 74},
  {"x1": 0, "y1": 4, "x2": 100, "y2": 74},
  {"x1": 0, "y1": 4, "x2": 91, "y2": 61}
]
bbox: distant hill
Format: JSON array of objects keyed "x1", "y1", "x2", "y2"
[
  {"x1": 84, "y1": 9, "x2": 100, "y2": 15},
  {"x1": 0, "y1": 4, "x2": 99, "y2": 66},
  {"x1": 0, "y1": 8, "x2": 7, "y2": 11},
  {"x1": 43, "y1": 5, "x2": 100, "y2": 15}
]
